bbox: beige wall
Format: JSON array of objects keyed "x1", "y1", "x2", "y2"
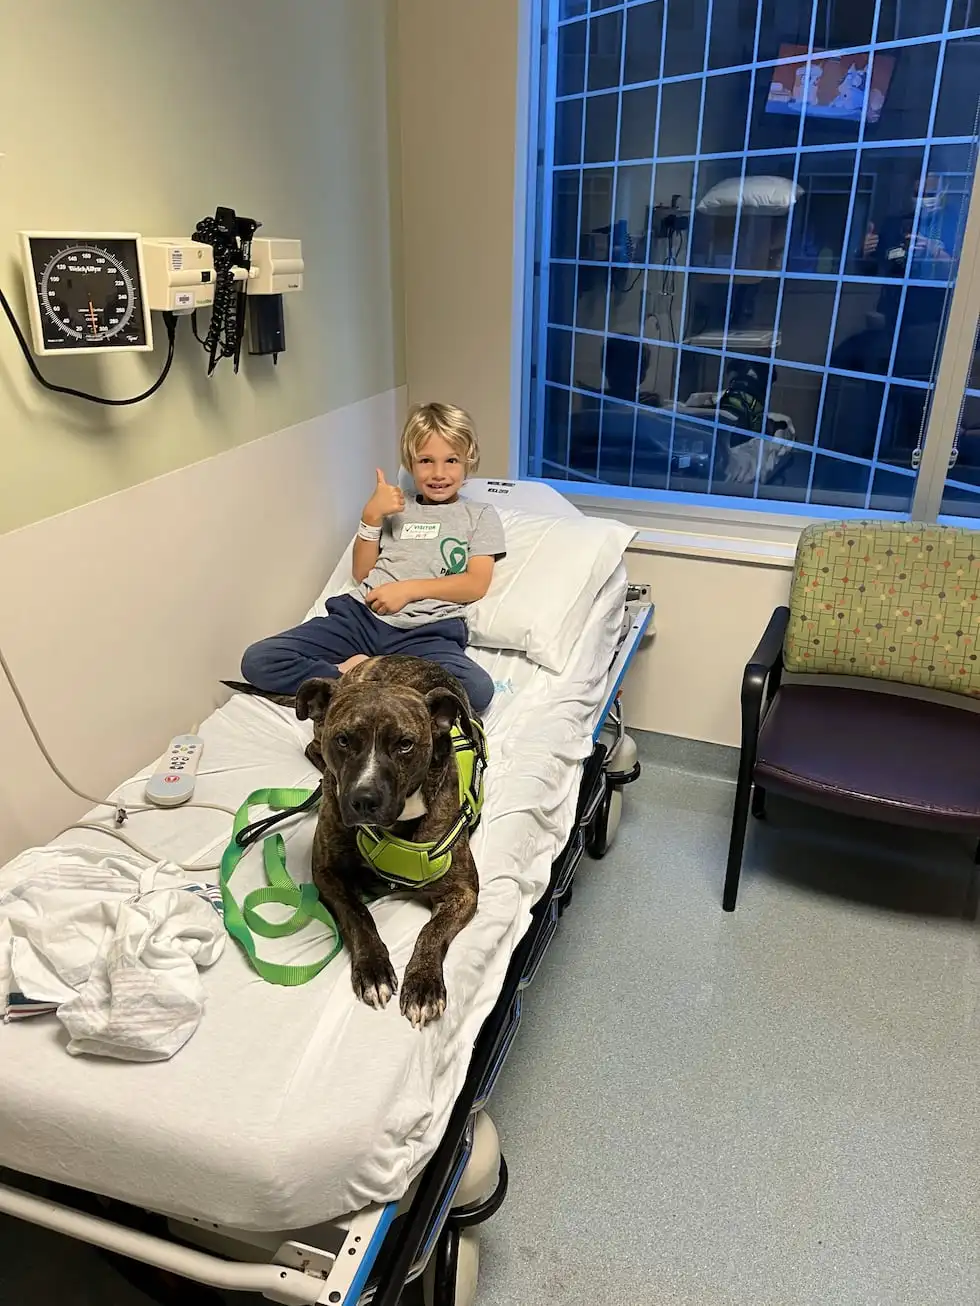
[
  {"x1": 623, "y1": 548, "x2": 794, "y2": 747},
  {"x1": 0, "y1": 0, "x2": 404, "y2": 534},
  {"x1": 392, "y1": 0, "x2": 522, "y2": 477}
]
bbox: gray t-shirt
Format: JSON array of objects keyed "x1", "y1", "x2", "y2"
[{"x1": 355, "y1": 497, "x2": 506, "y2": 629}]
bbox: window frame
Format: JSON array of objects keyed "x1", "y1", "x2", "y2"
[{"x1": 515, "y1": 0, "x2": 980, "y2": 530}]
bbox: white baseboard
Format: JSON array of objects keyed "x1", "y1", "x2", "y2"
[{"x1": 0, "y1": 386, "x2": 406, "y2": 863}]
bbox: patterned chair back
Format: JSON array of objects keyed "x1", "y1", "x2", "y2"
[{"x1": 784, "y1": 521, "x2": 980, "y2": 697}]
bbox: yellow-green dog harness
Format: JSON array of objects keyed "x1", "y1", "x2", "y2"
[{"x1": 355, "y1": 719, "x2": 487, "y2": 888}]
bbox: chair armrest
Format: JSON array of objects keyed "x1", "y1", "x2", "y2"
[
  {"x1": 740, "y1": 606, "x2": 790, "y2": 756},
  {"x1": 744, "y1": 605, "x2": 790, "y2": 695}
]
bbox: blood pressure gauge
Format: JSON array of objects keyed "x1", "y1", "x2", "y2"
[{"x1": 19, "y1": 232, "x2": 153, "y2": 356}]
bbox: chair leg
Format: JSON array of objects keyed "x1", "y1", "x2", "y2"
[
  {"x1": 723, "y1": 764, "x2": 755, "y2": 913},
  {"x1": 751, "y1": 784, "x2": 767, "y2": 820}
]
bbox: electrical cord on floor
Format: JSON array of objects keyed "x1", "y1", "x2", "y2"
[
  {"x1": 0, "y1": 288, "x2": 178, "y2": 405},
  {"x1": 0, "y1": 641, "x2": 238, "y2": 871}
]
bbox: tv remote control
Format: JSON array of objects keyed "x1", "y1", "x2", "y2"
[{"x1": 144, "y1": 735, "x2": 204, "y2": 807}]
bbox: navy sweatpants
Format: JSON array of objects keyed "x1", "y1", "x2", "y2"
[{"x1": 241, "y1": 593, "x2": 494, "y2": 713}]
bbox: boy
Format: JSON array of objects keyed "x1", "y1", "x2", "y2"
[{"x1": 240, "y1": 403, "x2": 505, "y2": 713}]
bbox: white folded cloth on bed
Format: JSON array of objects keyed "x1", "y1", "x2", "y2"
[{"x1": 0, "y1": 847, "x2": 225, "y2": 1062}]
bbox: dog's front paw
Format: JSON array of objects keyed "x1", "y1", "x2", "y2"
[
  {"x1": 350, "y1": 950, "x2": 398, "y2": 1010},
  {"x1": 400, "y1": 967, "x2": 447, "y2": 1030}
]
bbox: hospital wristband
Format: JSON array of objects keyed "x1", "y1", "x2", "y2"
[{"x1": 357, "y1": 520, "x2": 383, "y2": 541}]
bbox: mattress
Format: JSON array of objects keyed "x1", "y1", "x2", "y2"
[{"x1": 0, "y1": 567, "x2": 626, "y2": 1232}]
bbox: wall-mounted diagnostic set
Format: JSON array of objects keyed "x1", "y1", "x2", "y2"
[{"x1": 1, "y1": 208, "x2": 303, "y2": 406}]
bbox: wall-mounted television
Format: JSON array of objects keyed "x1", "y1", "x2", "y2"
[{"x1": 765, "y1": 46, "x2": 896, "y2": 124}]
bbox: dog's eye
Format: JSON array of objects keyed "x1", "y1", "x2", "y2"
[
  {"x1": 335, "y1": 733, "x2": 350, "y2": 750},
  {"x1": 396, "y1": 738, "x2": 415, "y2": 754}
]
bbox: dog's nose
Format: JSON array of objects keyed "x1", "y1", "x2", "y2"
[{"x1": 347, "y1": 787, "x2": 383, "y2": 823}]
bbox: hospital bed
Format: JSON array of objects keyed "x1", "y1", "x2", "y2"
[{"x1": 0, "y1": 479, "x2": 652, "y2": 1306}]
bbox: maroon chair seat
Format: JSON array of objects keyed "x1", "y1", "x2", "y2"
[{"x1": 755, "y1": 684, "x2": 980, "y2": 834}]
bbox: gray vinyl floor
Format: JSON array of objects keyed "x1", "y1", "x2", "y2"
[{"x1": 2, "y1": 730, "x2": 978, "y2": 1306}]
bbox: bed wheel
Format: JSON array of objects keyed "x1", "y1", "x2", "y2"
[
  {"x1": 422, "y1": 1227, "x2": 480, "y2": 1306},
  {"x1": 588, "y1": 785, "x2": 622, "y2": 859}
]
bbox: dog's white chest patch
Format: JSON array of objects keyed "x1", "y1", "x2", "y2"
[{"x1": 398, "y1": 790, "x2": 427, "y2": 821}]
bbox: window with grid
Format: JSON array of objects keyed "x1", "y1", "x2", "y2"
[{"x1": 522, "y1": 0, "x2": 980, "y2": 520}]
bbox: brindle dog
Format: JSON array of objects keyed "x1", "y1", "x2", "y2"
[{"x1": 224, "y1": 656, "x2": 480, "y2": 1029}]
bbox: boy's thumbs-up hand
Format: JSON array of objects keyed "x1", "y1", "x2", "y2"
[{"x1": 363, "y1": 468, "x2": 406, "y2": 526}]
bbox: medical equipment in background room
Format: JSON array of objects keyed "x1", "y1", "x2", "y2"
[{"x1": 1, "y1": 211, "x2": 303, "y2": 405}]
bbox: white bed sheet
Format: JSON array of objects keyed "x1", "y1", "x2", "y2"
[{"x1": 0, "y1": 568, "x2": 626, "y2": 1232}]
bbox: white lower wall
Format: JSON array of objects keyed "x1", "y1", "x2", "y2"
[
  {"x1": 621, "y1": 547, "x2": 794, "y2": 747},
  {"x1": 0, "y1": 388, "x2": 404, "y2": 864}
]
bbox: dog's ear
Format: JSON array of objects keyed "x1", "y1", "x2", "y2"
[
  {"x1": 296, "y1": 677, "x2": 336, "y2": 724},
  {"x1": 425, "y1": 688, "x2": 464, "y2": 735}
]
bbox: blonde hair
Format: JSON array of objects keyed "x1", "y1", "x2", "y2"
[{"x1": 399, "y1": 403, "x2": 481, "y2": 475}]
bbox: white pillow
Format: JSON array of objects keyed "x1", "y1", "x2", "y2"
[
  {"x1": 306, "y1": 509, "x2": 635, "y2": 675},
  {"x1": 697, "y1": 175, "x2": 803, "y2": 215},
  {"x1": 466, "y1": 509, "x2": 635, "y2": 672}
]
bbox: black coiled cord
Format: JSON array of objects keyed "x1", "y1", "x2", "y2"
[{"x1": 191, "y1": 207, "x2": 259, "y2": 376}]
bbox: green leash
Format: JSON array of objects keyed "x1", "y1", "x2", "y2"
[{"x1": 220, "y1": 787, "x2": 342, "y2": 986}]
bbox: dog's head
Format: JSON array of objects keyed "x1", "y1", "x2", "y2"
[{"x1": 296, "y1": 676, "x2": 463, "y2": 828}]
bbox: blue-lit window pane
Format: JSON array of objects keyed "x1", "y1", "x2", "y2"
[
  {"x1": 769, "y1": 364, "x2": 823, "y2": 446},
  {"x1": 587, "y1": 11, "x2": 622, "y2": 91},
  {"x1": 577, "y1": 167, "x2": 614, "y2": 261},
  {"x1": 602, "y1": 335, "x2": 647, "y2": 401},
  {"x1": 663, "y1": 0, "x2": 708, "y2": 78},
  {"x1": 878, "y1": 0, "x2": 948, "y2": 41},
  {"x1": 584, "y1": 91, "x2": 618, "y2": 163},
  {"x1": 527, "y1": 0, "x2": 980, "y2": 516},
  {"x1": 619, "y1": 86, "x2": 659, "y2": 160},
  {"x1": 542, "y1": 384, "x2": 570, "y2": 472},
  {"x1": 863, "y1": 43, "x2": 939, "y2": 146},
  {"x1": 893, "y1": 289, "x2": 946, "y2": 382},
  {"x1": 707, "y1": 0, "x2": 758, "y2": 71},
  {"x1": 701, "y1": 71, "x2": 753, "y2": 154},
  {"x1": 941, "y1": 322, "x2": 980, "y2": 518},
  {"x1": 611, "y1": 164, "x2": 652, "y2": 260},
  {"x1": 819, "y1": 374, "x2": 886, "y2": 464},
  {"x1": 546, "y1": 327, "x2": 573, "y2": 386},
  {"x1": 557, "y1": 20, "x2": 587, "y2": 97},
  {"x1": 943, "y1": 396, "x2": 980, "y2": 516},
  {"x1": 607, "y1": 268, "x2": 647, "y2": 340},
  {"x1": 935, "y1": 37, "x2": 980, "y2": 139},
  {"x1": 870, "y1": 467, "x2": 917, "y2": 515},
  {"x1": 551, "y1": 172, "x2": 580, "y2": 259},
  {"x1": 878, "y1": 385, "x2": 929, "y2": 470},
  {"x1": 830, "y1": 282, "x2": 894, "y2": 378},
  {"x1": 598, "y1": 399, "x2": 637, "y2": 485},
  {"x1": 575, "y1": 266, "x2": 609, "y2": 330},
  {"x1": 777, "y1": 284, "x2": 837, "y2": 367},
  {"x1": 657, "y1": 81, "x2": 700, "y2": 158},
  {"x1": 549, "y1": 263, "x2": 577, "y2": 328},
  {"x1": 757, "y1": 0, "x2": 816, "y2": 65},
  {"x1": 555, "y1": 98, "x2": 583, "y2": 165},
  {"x1": 809, "y1": 454, "x2": 873, "y2": 511},
  {"x1": 624, "y1": 2, "x2": 663, "y2": 86},
  {"x1": 569, "y1": 391, "x2": 600, "y2": 477}
]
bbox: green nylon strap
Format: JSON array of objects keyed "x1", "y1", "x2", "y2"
[{"x1": 220, "y1": 787, "x2": 342, "y2": 986}]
